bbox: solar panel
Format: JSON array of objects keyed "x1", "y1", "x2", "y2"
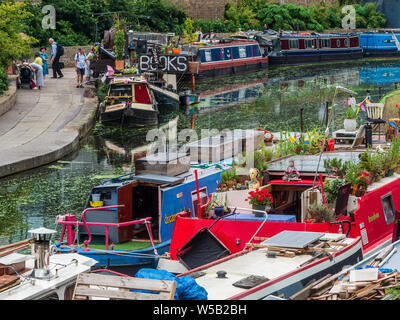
[{"x1": 261, "y1": 230, "x2": 325, "y2": 249}]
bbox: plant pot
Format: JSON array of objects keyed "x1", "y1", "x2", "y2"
[
  {"x1": 253, "y1": 205, "x2": 266, "y2": 217},
  {"x1": 214, "y1": 206, "x2": 224, "y2": 217},
  {"x1": 115, "y1": 59, "x2": 125, "y2": 70},
  {"x1": 172, "y1": 48, "x2": 181, "y2": 54},
  {"x1": 344, "y1": 119, "x2": 357, "y2": 132},
  {"x1": 188, "y1": 61, "x2": 199, "y2": 74},
  {"x1": 226, "y1": 180, "x2": 235, "y2": 189}
]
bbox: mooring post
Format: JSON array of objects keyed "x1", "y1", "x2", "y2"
[
  {"x1": 379, "y1": 87, "x2": 382, "y2": 99},
  {"x1": 300, "y1": 107, "x2": 304, "y2": 135},
  {"x1": 325, "y1": 101, "x2": 329, "y2": 126},
  {"x1": 395, "y1": 82, "x2": 398, "y2": 90}
]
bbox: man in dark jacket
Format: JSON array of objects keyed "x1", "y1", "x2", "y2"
[{"x1": 49, "y1": 38, "x2": 63, "y2": 79}]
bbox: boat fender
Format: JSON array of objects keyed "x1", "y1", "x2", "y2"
[{"x1": 267, "y1": 251, "x2": 277, "y2": 258}]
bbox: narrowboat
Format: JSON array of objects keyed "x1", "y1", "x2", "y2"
[
  {"x1": 176, "y1": 231, "x2": 363, "y2": 300},
  {"x1": 189, "y1": 40, "x2": 268, "y2": 79},
  {"x1": 158, "y1": 151, "x2": 400, "y2": 279},
  {"x1": 54, "y1": 156, "x2": 229, "y2": 276},
  {"x1": 99, "y1": 77, "x2": 159, "y2": 126},
  {"x1": 264, "y1": 32, "x2": 363, "y2": 66},
  {"x1": 360, "y1": 32, "x2": 400, "y2": 56}
]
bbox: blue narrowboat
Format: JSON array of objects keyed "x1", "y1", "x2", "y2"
[
  {"x1": 191, "y1": 40, "x2": 268, "y2": 79},
  {"x1": 54, "y1": 164, "x2": 226, "y2": 276},
  {"x1": 266, "y1": 32, "x2": 363, "y2": 65},
  {"x1": 360, "y1": 32, "x2": 400, "y2": 56}
]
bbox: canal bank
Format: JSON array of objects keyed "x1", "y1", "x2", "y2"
[{"x1": 0, "y1": 68, "x2": 98, "y2": 178}]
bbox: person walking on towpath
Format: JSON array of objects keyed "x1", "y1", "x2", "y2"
[
  {"x1": 49, "y1": 38, "x2": 64, "y2": 79},
  {"x1": 75, "y1": 48, "x2": 87, "y2": 88},
  {"x1": 39, "y1": 47, "x2": 49, "y2": 79}
]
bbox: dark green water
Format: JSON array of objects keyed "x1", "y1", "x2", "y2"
[{"x1": 1, "y1": 58, "x2": 400, "y2": 245}]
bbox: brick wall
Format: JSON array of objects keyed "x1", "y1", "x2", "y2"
[
  {"x1": 32, "y1": 46, "x2": 92, "y2": 68},
  {"x1": 170, "y1": 0, "x2": 337, "y2": 20}
]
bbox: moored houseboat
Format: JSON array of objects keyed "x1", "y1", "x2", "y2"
[
  {"x1": 360, "y1": 32, "x2": 400, "y2": 56},
  {"x1": 190, "y1": 40, "x2": 268, "y2": 79},
  {"x1": 265, "y1": 32, "x2": 363, "y2": 65},
  {"x1": 158, "y1": 151, "x2": 400, "y2": 278},
  {"x1": 99, "y1": 77, "x2": 159, "y2": 126}
]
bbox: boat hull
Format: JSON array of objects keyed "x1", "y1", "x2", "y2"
[
  {"x1": 269, "y1": 49, "x2": 363, "y2": 65},
  {"x1": 55, "y1": 241, "x2": 170, "y2": 277},
  {"x1": 100, "y1": 107, "x2": 158, "y2": 126},
  {"x1": 197, "y1": 61, "x2": 268, "y2": 79}
]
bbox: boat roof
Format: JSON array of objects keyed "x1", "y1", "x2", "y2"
[
  {"x1": 0, "y1": 253, "x2": 97, "y2": 300},
  {"x1": 110, "y1": 76, "x2": 148, "y2": 85},
  {"x1": 267, "y1": 151, "x2": 362, "y2": 173},
  {"x1": 185, "y1": 233, "x2": 356, "y2": 300}
]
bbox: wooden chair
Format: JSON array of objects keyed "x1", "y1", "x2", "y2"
[
  {"x1": 72, "y1": 273, "x2": 176, "y2": 300},
  {"x1": 366, "y1": 103, "x2": 386, "y2": 141}
]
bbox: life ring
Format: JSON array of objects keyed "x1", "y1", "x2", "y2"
[{"x1": 257, "y1": 128, "x2": 274, "y2": 143}]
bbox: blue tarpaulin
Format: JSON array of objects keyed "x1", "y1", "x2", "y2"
[{"x1": 134, "y1": 268, "x2": 208, "y2": 300}]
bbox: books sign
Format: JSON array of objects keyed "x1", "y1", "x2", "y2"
[{"x1": 139, "y1": 54, "x2": 188, "y2": 74}]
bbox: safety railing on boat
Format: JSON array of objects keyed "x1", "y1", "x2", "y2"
[{"x1": 57, "y1": 205, "x2": 156, "y2": 252}]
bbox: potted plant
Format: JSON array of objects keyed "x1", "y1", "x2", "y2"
[
  {"x1": 246, "y1": 188, "x2": 273, "y2": 217},
  {"x1": 306, "y1": 201, "x2": 335, "y2": 223},
  {"x1": 114, "y1": 29, "x2": 125, "y2": 70},
  {"x1": 344, "y1": 106, "x2": 357, "y2": 132}
]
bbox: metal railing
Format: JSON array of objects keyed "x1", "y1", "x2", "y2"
[{"x1": 58, "y1": 205, "x2": 156, "y2": 252}]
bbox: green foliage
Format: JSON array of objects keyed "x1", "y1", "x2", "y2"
[
  {"x1": 220, "y1": 167, "x2": 238, "y2": 183},
  {"x1": 0, "y1": 68, "x2": 8, "y2": 96},
  {"x1": 323, "y1": 177, "x2": 346, "y2": 205},
  {"x1": 345, "y1": 107, "x2": 358, "y2": 119},
  {"x1": 114, "y1": 29, "x2": 125, "y2": 60},
  {"x1": 0, "y1": 2, "x2": 36, "y2": 69}
]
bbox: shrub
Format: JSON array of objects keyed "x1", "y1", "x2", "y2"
[{"x1": 0, "y1": 68, "x2": 8, "y2": 95}]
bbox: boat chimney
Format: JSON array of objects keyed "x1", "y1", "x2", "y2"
[{"x1": 28, "y1": 227, "x2": 56, "y2": 279}]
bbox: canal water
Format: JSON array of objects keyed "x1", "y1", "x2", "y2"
[{"x1": 1, "y1": 58, "x2": 400, "y2": 245}]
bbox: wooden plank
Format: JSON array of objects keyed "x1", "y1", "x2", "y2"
[
  {"x1": 0, "y1": 238, "x2": 33, "y2": 252},
  {"x1": 77, "y1": 273, "x2": 175, "y2": 293},
  {"x1": 290, "y1": 274, "x2": 332, "y2": 300},
  {"x1": 0, "y1": 243, "x2": 32, "y2": 258},
  {"x1": 74, "y1": 286, "x2": 173, "y2": 300}
]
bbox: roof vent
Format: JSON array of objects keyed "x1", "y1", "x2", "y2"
[{"x1": 28, "y1": 227, "x2": 56, "y2": 279}]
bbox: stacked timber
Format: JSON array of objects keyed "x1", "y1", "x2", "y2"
[{"x1": 290, "y1": 245, "x2": 400, "y2": 300}]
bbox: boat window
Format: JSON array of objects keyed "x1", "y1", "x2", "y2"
[
  {"x1": 110, "y1": 85, "x2": 132, "y2": 97},
  {"x1": 289, "y1": 39, "x2": 299, "y2": 49},
  {"x1": 204, "y1": 49, "x2": 212, "y2": 62},
  {"x1": 337, "y1": 39, "x2": 341, "y2": 47},
  {"x1": 305, "y1": 39, "x2": 315, "y2": 49},
  {"x1": 239, "y1": 46, "x2": 247, "y2": 58},
  {"x1": 223, "y1": 47, "x2": 232, "y2": 60},
  {"x1": 344, "y1": 38, "x2": 349, "y2": 47},
  {"x1": 322, "y1": 39, "x2": 330, "y2": 48},
  {"x1": 381, "y1": 193, "x2": 395, "y2": 225}
]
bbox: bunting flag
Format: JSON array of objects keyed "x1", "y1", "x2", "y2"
[{"x1": 360, "y1": 102, "x2": 366, "y2": 112}]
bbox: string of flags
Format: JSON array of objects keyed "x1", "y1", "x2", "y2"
[{"x1": 344, "y1": 96, "x2": 371, "y2": 115}]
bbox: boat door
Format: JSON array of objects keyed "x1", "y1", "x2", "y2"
[{"x1": 300, "y1": 186, "x2": 323, "y2": 222}]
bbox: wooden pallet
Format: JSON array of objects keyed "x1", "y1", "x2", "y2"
[{"x1": 72, "y1": 273, "x2": 177, "y2": 300}]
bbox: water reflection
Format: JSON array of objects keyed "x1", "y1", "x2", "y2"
[{"x1": 1, "y1": 59, "x2": 400, "y2": 243}]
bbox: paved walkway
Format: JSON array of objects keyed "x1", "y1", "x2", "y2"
[{"x1": 0, "y1": 68, "x2": 98, "y2": 178}]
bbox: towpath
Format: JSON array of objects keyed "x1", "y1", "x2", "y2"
[{"x1": 0, "y1": 68, "x2": 98, "y2": 178}]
